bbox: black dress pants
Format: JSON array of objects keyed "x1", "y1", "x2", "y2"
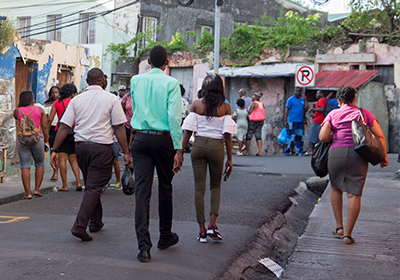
[
  {"x1": 72, "y1": 144, "x2": 113, "y2": 233},
  {"x1": 131, "y1": 132, "x2": 175, "y2": 251}
]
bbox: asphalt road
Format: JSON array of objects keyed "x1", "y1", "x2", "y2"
[{"x1": 0, "y1": 153, "x2": 367, "y2": 279}]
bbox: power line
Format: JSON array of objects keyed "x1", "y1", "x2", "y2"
[
  {"x1": 17, "y1": 0, "x2": 113, "y2": 32},
  {"x1": 21, "y1": 0, "x2": 140, "y2": 38}
]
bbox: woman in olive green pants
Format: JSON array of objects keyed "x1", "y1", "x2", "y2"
[{"x1": 182, "y1": 74, "x2": 236, "y2": 243}]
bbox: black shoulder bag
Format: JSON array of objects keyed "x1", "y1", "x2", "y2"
[{"x1": 351, "y1": 108, "x2": 385, "y2": 166}]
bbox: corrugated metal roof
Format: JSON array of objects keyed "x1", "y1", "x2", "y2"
[{"x1": 315, "y1": 70, "x2": 379, "y2": 89}]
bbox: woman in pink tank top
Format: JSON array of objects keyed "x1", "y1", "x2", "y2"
[{"x1": 13, "y1": 90, "x2": 49, "y2": 199}]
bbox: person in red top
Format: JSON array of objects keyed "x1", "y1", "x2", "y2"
[
  {"x1": 48, "y1": 83, "x2": 82, "y2": 192},
  {"x1": 306, "y1": 90, "x2": 327, "y2": 155}
]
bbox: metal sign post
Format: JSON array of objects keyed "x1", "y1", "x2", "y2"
[{"x1": 213, "y1": 0, "x2": 223, "y2": 73}]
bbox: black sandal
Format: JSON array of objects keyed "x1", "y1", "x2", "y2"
[
  {"x1": 343, "y1": 236, "x2": 354, "y2": 244},
  {"x1": 333, "y1": 227, "x2": 344, "y2": 236}
]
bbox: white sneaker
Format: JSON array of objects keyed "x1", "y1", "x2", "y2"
[{"x1": 197, "y1": 231, "x2": 207, "y2": 243}]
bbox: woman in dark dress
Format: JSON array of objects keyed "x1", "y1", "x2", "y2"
[{"x1": 48, "y1": 84, "x2": 82, "y2": 191}]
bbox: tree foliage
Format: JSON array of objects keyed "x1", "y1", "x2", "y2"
[
  {"x1": 0, "y1": 18, "x2": 16, "y2": 54},
  {"x1": 105, "y1": 2, "x2": 399, "y2": 66}
]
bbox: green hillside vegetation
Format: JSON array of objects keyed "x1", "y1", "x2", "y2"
[{"x1": 105, "y1": 2, "x2": 399, "y2": 66}]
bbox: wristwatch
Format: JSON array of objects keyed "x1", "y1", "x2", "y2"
[{"x1": 51, "y1": 149, "x2": 59, "y2": 153}]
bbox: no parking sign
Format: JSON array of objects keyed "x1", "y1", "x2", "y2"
[{"x1": 295, "y1": 65, "x2": 315, "y2": 87}]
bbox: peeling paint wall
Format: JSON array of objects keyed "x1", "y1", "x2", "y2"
[
  {"x1": 0, "y1": 45, "x2": 21, "y2": 159},
  {"x1": 385, "y1": 85, "x2": 400, "y2": 153},
  {"x1": 15, "y1": 40, "x2": 89, "y2": 102},
  {"x1": 0, "y1": 40, "x2": 89, "y2": 172}
]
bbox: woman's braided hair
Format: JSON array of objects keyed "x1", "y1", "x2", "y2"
[{"x1": 336, "y1": 86, "x2": 356, "y2": 105}]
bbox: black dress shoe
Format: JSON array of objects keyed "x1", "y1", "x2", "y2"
[
  {"x1": 89, "y1": 222, "x2": 104, "y2": 233},
  {"x1": 157, "y1": 232, "x2": 179, "y2": 250},
  {"x1": 137, "y1": 250, "x2": 151, "y2": 263},
  {"x1": 71, "y1": 230, "x2": 93, "y2": 241}
]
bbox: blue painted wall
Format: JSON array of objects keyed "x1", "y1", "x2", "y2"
[
  {"x1": 0, "y1": 45, "x2": 20, "y2": 80},
  {"x1": 36, "y1": 55, "x2": 54, "y2": 104}
]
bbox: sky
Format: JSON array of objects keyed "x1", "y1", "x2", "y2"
[{"x1": 304, "y1": 0, "x2": 352, "y2": 14}]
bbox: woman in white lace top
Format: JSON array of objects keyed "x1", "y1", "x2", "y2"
[{"x1": 182, "y1": 74, "x2": 237, "y2": 243}]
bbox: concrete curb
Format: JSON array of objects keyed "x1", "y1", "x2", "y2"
[
  {"x1": 219, "y1": 177, "x2": 329, "y2": 279},
  {"x1": 0, "y1": 180, "x2": 79, "y2": 206}
]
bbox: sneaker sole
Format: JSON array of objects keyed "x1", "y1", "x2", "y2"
[{"x1": 197, "y1": 237, "x2": 207, "y2": 243}]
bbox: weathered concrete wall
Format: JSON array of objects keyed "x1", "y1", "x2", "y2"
[
  {"x1": 0, "y1": 40, "x2": 89, "y2": 167},
  {"x1": 226, "y1": 76, "x2": 288, "y2": 155},
  {"x1": 115, "y1": 0, "x2": 327, "y2": 48},
  {"x1": 0, "y1": 45, "x2": 20, "y2": 159},
  {"x1": 356, "y1": 82, "x2": 389, "y2": 151},
  {"x1": 15, "y1": 40, "x2": 89, "y2": 102},
  {"x1": 319, "y1": 41, "x2": 400, "y2": 153},
  {"x1": 385, "y1": 85, "x2": 400, "y2": 153}
]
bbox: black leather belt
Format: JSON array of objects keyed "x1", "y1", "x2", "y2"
[
  {"x1": 76, "y1": 141, "x2": 112, "y2": 146},
  {"x1": 136, "y1": 130, "x2": 170, "y2": 136}
]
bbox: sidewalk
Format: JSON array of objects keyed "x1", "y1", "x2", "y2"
[
  {"x1": 282, "y1": 159, "x2": 400, "y2": 279},
  {"x1": 0, "y1": 163, "x2": 80, "y2": 205}
]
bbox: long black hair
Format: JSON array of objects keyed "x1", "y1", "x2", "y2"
[
  {"x1": 59, "y1": 83, "x2": 77, "y2": 101},
  {"x1": 45, "y1": 86, "x2": 60, "y2": 104},
  {"x1": 336, "y1": 86, "x2": 356, "y2": 105},
  {"x1": 202, "y1": 74, "x2": 224, "y2": 118},
  {"x1": 18, "y1": 91, "x2": 34, "y2": 107}
]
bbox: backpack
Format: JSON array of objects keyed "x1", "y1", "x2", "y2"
[
  {"x1": 18, "y1": 106, "x2": 40, "y2": 145},
  {"x1": 323, "y1": 100, "x2": 333, "y2": 116}
]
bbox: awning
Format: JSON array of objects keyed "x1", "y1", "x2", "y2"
[
  {"x1": 313, "y1": 70, "x2": 379, "y2": 90},
  {"x1": 209, "y1": 63, "x2": 303, "y2": 78}
]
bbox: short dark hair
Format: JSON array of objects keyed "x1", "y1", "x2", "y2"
[
  {"x1": 337, "y1": 86, "x2": 356, "y2": 104},
  {"x1": 59, "y1": 83, "x2": 77, "y2": 100},
  {"x1": 149, "y1": 45, "x2": 168, "y2": 68},
  {"x1": 18, "y1": 91, "x2": 34, "y2": 107},
  {"x1": 180, "y1": 84, "x2": 186, "y2": 97},
  {"x1": 87, "y1": 68, "x2": 104, "y2": 86},
  {"x1": 236, "y1": 98, "x2": 245, "y2": 108}
]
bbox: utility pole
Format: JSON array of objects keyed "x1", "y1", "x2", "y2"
[{"x1": 213, "y1": 0, "x2": 223, "y2": 73}]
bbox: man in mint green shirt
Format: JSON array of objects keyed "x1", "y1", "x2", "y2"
[{"x1": 130, "y1": 45, "x2": 183, "y2": 263}]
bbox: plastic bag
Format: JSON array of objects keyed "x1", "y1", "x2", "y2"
[
  {"x1": 277, "y1": 128, "x2": 287, "y2": 144},
  {"x1": 121, "y1": 167, "x2": 135, "y2": 195},
  {"x1": 311, "y1": 142, "x2": 331, "y2": 178}
]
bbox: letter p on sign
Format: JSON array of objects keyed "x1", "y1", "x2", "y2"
[{"x1": 295, "y1": 65, "x2": 315, "y2": 87}]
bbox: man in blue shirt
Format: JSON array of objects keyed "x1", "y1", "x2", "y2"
[
  {"x1": 284, "y1": 87, "x2": 308, "y2": 156},
  {"x1": 130, "y1": 46, "x2": 183, "y2": 263}
]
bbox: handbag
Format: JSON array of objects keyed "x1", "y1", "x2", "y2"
[
  {"x1": 277, "y1": 127, "x2": 287, "y2": 144},
  {"x1": 352, "y1": 108, "x2": 385, "y2": 166},
  {"x1": 311, "y1": 141, "x2": 331, "y2": 177},
  {"x1": 59, "y1": 100, "x2": 74, "y2": 135}
]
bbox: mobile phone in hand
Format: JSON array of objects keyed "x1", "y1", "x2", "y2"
[
  {"x1": 44, "y1": 144, "x2": 49, "y2": 152},
  {"x1": 223, "y1": 166, "x2": 231, "y2": 181}
]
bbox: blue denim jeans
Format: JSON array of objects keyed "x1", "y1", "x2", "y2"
[{"x1": 17, "y1": 138, "x2": 45, "y2": 169}]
